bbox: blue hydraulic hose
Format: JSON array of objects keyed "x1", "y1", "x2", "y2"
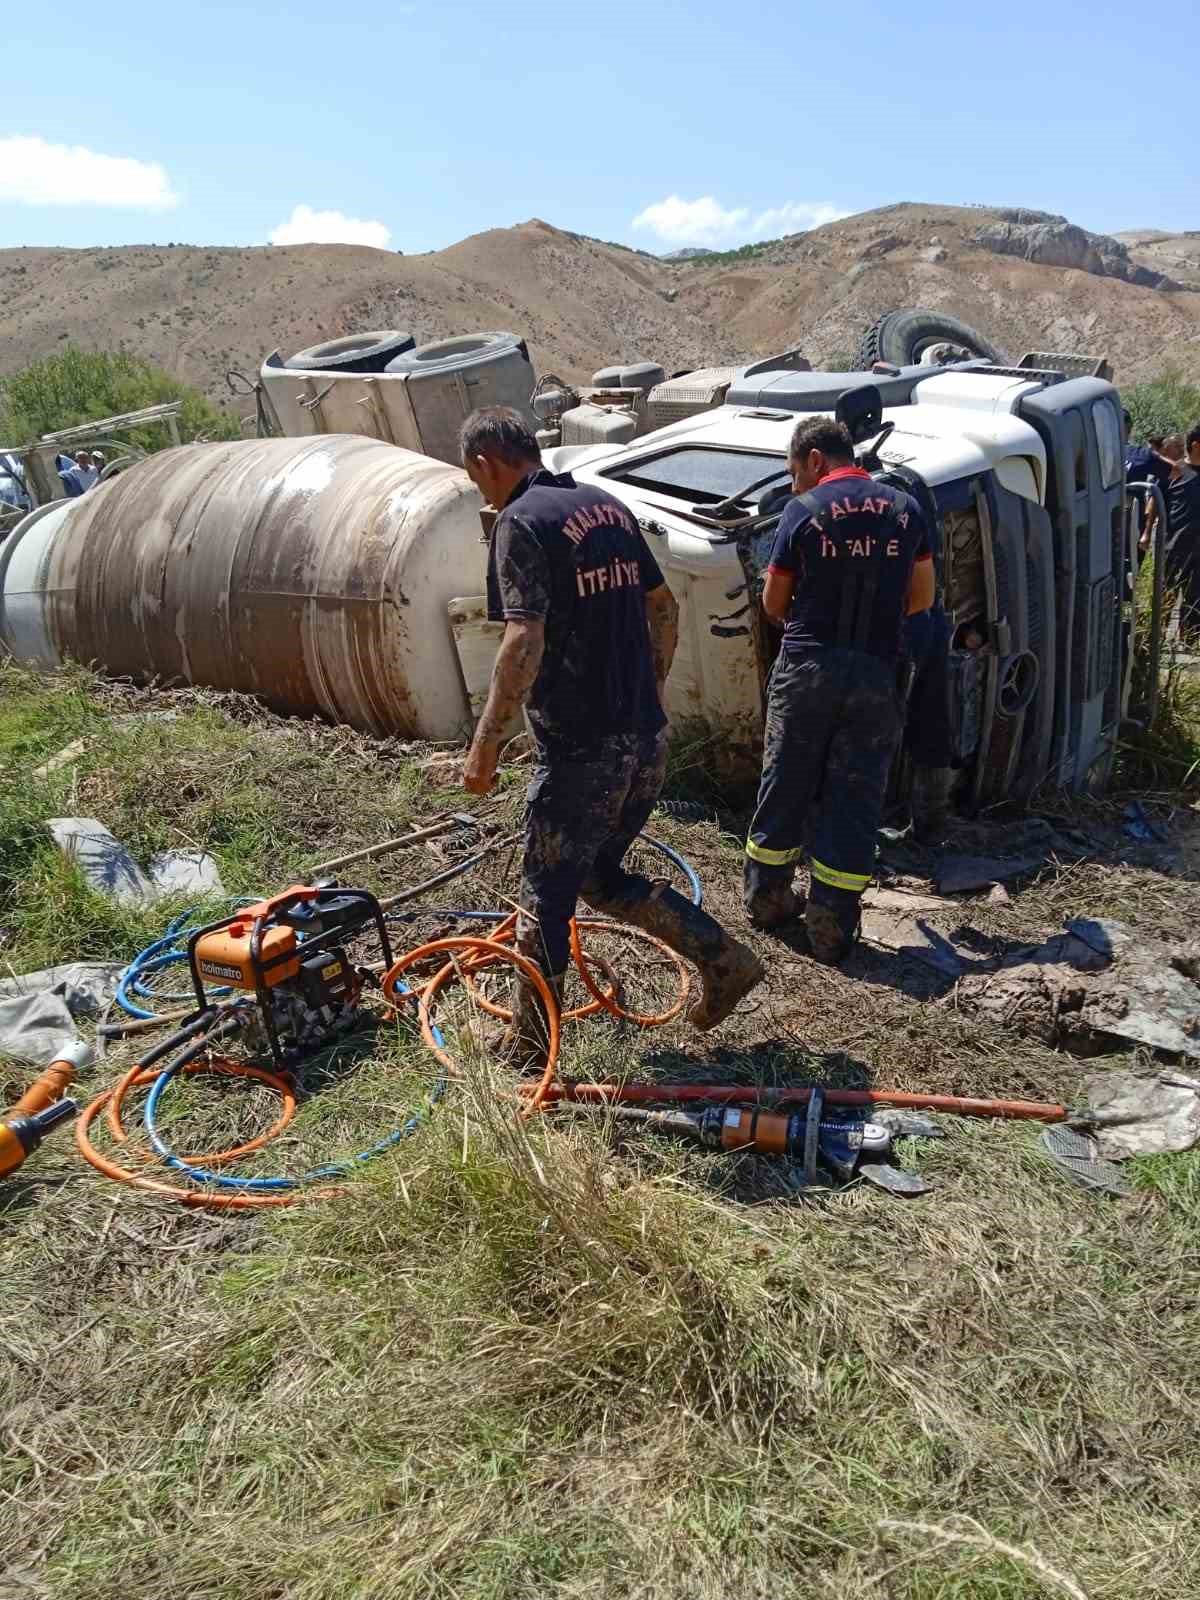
[
  {"x1": 640, "y1": 832, "x2": 703, "y2": 908},
  {"x1": 116, "y1": 898, "x2": 268, "y2": 1018},
  {"x1": 141, "y1": 981, "x2": 446, "y2": 1190}
]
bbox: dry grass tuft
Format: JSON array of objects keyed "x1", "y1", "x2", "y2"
[{"x1": 2, "y1": 662, "x2": 1199, "y2": 1599}]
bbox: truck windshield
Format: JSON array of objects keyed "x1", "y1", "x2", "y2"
[{"x1": 603, "y1": 447, "x2": 789, "y2": 507}]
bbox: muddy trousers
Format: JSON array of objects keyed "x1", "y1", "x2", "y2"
[
  {"x1": 517, "y1": 729, "x2": 730, "y2": 982},
  {"x1": 744, "y1": 648, "x2": 903, "y2": 954}
]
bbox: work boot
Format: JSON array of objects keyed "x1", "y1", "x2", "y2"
[
  {"x1": 585, "y1": 883, "x2": 764, "y2": 1031},
  {"x1": 804, "y1": 885, "x2": 861, "y2": 967},
  {"x1": 910, "y1": 766, "x2": 955, "y2": 848},
  {"x1": 746, "y1": 882, "x2": 805, "y2": 930},
  {"x1": 494, "y1": 971, "x2": 563, "y2": 1075}
]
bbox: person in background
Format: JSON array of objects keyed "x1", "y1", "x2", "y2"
[
  {"x1": 72, "y1": 451, "x2": 98, "y2": 491},
  {"x1": 1166, "y1": 424, "x2": 1200, "y2": 641},
  {"x1": 56, "y1": 453, "x2": 85, "y2": 497},
  {"x1": 902, "y1": 569, "x2": 955, "y2": 847},
  {"x1": 0, "y1": 453, "x2": 30, "y2": 515},
  {"x1": 1123, "y1": 412, "x2": 1172, "y2": 551},
  {"x1": 90, "y1": 450, "x2": 106, "y2": 482},
  {"x1": 459, "y1": 406, "x2": 763, "y2": 1066}
]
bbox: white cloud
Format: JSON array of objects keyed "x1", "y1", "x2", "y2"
[
  {"x1": 0, "y1": 135, "x2": 179, "y2": 209},
  {"x1": 633, "y1": 195, "x2": 749, "y2": 248},
  {"x1": 268, "y1": 204, "x2": 391, "y2": 249},
  {"x1": 748, "y1": 200, "x2": 847, "y2": 238},
  {"x1": 632, "y1": 194, "x2": 848, "y2": 249}
]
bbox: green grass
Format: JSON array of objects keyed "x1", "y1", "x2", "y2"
[
  {"x1": 1123, "y1": 368, "x2": 1200, "y2": 444},
  {"x1": 0, "y1": 345, "x2": 241, "y2": 449},
  {"x1": 2, "y1": 664, "x2": 1200, "y2": 1599}
]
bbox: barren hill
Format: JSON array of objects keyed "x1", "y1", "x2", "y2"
[
  {"x1": 3, "y1": 202, "x2": 1198, "y2": 425},
  {"x1": 1115, "y1": 228, "x2": 1200, "y2": 290}
]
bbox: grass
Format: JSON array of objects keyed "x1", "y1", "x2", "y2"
[
  {"x1": 0, "y1": 346, "x2": 242, "y2": 449},
  {"x1": 2, "y1": 662, "x2": 1200, "y2": 1599}
]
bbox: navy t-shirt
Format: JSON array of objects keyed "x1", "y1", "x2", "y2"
[
  {"x1": 767, "y1": 466, "x2": 930, "y2": 660},
  {"x1": 1167, "y1": 467, "x2": 1200, "y2": 557},
  {"x1": 1126, "y1": 444, "x2": 1173, "y2": 504},
  {"x1": 487, "y1": 468, "x2": 668, "y2": 754}
]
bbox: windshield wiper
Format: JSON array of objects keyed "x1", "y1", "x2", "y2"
[{"x1": 706, "y1": 466, "x2": 791, "y2": 520}]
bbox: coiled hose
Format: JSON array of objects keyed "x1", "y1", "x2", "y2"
[{"x1": 76, "y1": 835, "x2": 702, "y2": 1209}]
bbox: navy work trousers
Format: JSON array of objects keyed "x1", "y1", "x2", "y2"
[
  {"x1": 744, "y1": 647, "x2": 903, "y2": 922},
  {"x1": 902, "y1": 603, "x2": 954, "y2": 770},
  {"x1": 518, "y1": 729, "x2": 668, "y2": 976}
]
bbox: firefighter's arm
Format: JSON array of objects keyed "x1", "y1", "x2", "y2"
[
  {"x1": 762, "y1": 568, "x2": 795, "y2": 626},
  {"x1": 645, "y1": 582, "x2": 679, "y2": 694},
  {"x1": 463, "y1": 619, "x2": 545, "y2": 794},
  {"x1": 905, "y1": 556, "x2": 935, "y2": 616}
]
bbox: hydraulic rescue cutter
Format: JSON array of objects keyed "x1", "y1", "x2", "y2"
[{"x1": 573, "y1": 1087, "x2": 944, "y2": 1194}]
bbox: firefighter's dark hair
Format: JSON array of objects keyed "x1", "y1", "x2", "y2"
[
  {"x1": 788, "y1": 416, "x2": 855, "y2": 466},
  {"x1": 459, "y1": 406, "x2": 541, "y2": 468}
]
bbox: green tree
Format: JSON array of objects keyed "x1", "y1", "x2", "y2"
[
  {"x1": 1123, "y1": 368, "x2": 1200, "y2": 442},
  {"x1": 0, "y1": 347, "x2": 241, "y2": 451}
]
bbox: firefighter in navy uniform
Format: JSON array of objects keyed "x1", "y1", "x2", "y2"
[
  {"x1": 744, "y1": 416, "x2": 935, "y2": 964},
  {"x1": 459, "y1": 407, "x2": 764, "y2": 1064}
]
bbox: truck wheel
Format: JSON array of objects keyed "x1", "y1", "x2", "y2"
[
  {"x1": 857, "y1": 310, "x2": 1005, "y2": 369},
  {"x1": 285, "y1": 331, "x2": 415, "y2": 374},
  {"x1": 385, "y1": 332, "x2": 526, "y2": 374}
]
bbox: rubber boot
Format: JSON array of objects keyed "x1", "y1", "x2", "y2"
[
  {"x1": 804, "y1": 883, "x2": 861, "y2": 966},
  {"x1": 746, "y1": 881, "x2": 805, "y2": 931},
  {"x1": 585, "y1": 883, "x2": 764, "y2": 1031},
  {"x1": 501, "y1": 970, "x2": 564, "y2": 1075},
  {"x1": 743, "y1": 856, "x2": 805, "y2": 931},
  {"x1": 910, "y1": 766, "x2": 955, "y2": 847}
]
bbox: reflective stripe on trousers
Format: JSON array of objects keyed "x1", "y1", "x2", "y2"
[{"x1": 743, "y1": 646, "x2": 903, "y2": 908}]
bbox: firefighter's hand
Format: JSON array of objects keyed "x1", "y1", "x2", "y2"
[{"x1": 463, "y1": 739, "x2": 499, "y2": 795}]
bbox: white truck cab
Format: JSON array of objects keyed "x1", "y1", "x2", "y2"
[{"x1": 547, "y1": 360, "x2": 1130, "y2": 803}]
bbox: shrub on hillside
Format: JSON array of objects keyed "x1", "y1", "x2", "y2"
[
  {"x1": 0, "y1": 347, "x2": 241, "y2": 450},
  {"x1": 1123, "y1": 368, "x2": 1200, "y2": 442}
]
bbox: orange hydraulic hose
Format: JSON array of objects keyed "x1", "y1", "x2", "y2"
[
  {"x1": 523, "y1": 1081, "x2": 1068, "y2": 1122},
  {"x1": 381, "y1": 935, "x2": 562, "y2": 1114},
  {"x1": 103, "y1": 1052, "x2": 299, "y2": 1165},
  {"x1": 457, "y1": 915, "x2": 621, "y2": 1023},
  {"x1": 11, "y1": 1043, "x2": 91, "y2": 1117},
  {"x1": 569, "y1": 918, "x2": 690, "y2": 1027},
  {"x1": 75, "y1": 1061, "x2": 329, "y2": 1210}
]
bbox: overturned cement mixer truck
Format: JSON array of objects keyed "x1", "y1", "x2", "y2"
[{"x1": 0, "y1": 311, "x2": 1158, "y2": 809}]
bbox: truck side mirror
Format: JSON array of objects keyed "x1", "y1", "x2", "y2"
[{"x1": 836, "y1": 384, "x2": 883, "y2": 444}]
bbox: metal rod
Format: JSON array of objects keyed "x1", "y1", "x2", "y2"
[
  {"x1": 38, "y1": 403, "x2": 184, "y2": 446},
  {"x1": 379, "y1": 833, "x2": 522, "y2": 911},
  {"x1": 530, "y1": 1081, "x2": 1068, "y2": 1123},
  {"x1": 306, "y1": 816, "x2": 475, "y2": 882}
]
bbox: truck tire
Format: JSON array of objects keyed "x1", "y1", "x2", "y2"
[
  {"x1": 285, "y1": 330, "x2": 415, "y2": 374},
  {"x1": 857, "y1": 310, "x2": 1005, "y2": 369},
  {"x1": 385, "y1": 331, "x2": 526, "y2": 375}
]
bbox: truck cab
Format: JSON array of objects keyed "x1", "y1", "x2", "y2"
[{"x1": 546, "y1": 360, "x2": 1131, "y2": 805}]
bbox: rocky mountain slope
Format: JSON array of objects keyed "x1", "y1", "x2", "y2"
[
  {"x1": 1115, "y1": 229, "x2": 1200, "y2": 291},
  {"x1": 2, "y1": 202, "x2": 1197, "y2": 427}
]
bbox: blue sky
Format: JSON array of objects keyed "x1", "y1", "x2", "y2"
[{"x1": 2, "y1": 0, "x2": 1194, "y2": 254}]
